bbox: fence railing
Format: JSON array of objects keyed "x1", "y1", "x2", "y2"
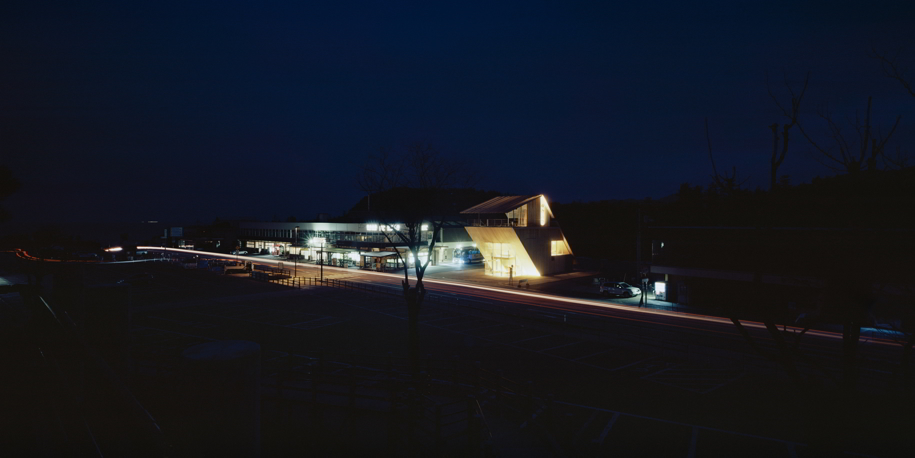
[
  {"x1": 275, "y1": 275, "x2": 779, "y2": 376},
  {"x1": 471, "y1": 218, "x2": 518, "y2": 227}
]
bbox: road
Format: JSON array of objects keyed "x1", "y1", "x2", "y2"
[
  {"x1": 136, "y1": 246, "x2": 903, "y2": 382},
  {"x1": 19, "y1": 246, "x2": 910, "y2": 456}
]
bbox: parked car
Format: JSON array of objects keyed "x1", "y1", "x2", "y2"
[
  {"x1": 600, "y1": 281, "x2": 641, "y2": 297},
  {"x1": 452, "y1": 248, "x2": 483, "y2": 264}
]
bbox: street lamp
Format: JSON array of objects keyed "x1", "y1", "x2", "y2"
[{"x1": 293, "y1": 226, "x2": 299, "y2": 278}]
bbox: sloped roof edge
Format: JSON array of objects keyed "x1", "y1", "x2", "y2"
[{"x1": 460, "y1": 195, "x2": 542, "y2": 214}]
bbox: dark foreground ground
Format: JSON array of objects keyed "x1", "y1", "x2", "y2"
[{"x1": 2, "y1": 258, "x2": 913, "y2": 457}]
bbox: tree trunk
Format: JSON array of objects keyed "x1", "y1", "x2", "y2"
[
  {"x1": 403, "y1": 275, "x2": 426, "y2": 379},
  {"x1": 842, "y1": 318, "x2": 861, "y2": 392},
  {"x1": 895, "y1": 336, "x2": 914, "y2": 388},
  {"x1": 770, "y1": 123, "x2": 779, "y2": 191},
  {"x1": 763, "y1": 320, "x2": 803, "y2": 386},
  {"x1": 406, "y1": 287, "x2": 420, "y2": 378}
]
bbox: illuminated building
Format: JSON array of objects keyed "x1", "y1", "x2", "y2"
[
  {"x1": 461, "y1": 195, "x2": 573, "y2": 277},
  {"x1": 236, "y1": 194, "x2": 574, "y2": 277},
  {"x1": 237, "y1": 221, "x2": 474, "y2": 271}
]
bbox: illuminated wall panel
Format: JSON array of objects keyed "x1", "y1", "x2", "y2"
[{"x1": 465, "y1": 227, "x2": 540, "y2": 277}]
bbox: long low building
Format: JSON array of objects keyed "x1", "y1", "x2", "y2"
[
  {"x1": 238, "y1": 221, "x2": 473, "y2": 271},
  {"x1": 236, "y1": 194, "x2": 574, "y2": 276}
]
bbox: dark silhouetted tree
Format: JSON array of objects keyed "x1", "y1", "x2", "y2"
[
  {"x1": 704, "y1": 118, "x2": 748, "y2": 196},
  {"x1": 873, "y1": 46, "x2": 915, "y2": 98},
  {"x1": 358, "y1": 142, "x2": 475, "y2": 375},
  {"x1": 797, "y1": 96, "x2": 902, "y2": 173},
  {"x1": 766, "y1": 71, "x2": 809, "y2": 191}
]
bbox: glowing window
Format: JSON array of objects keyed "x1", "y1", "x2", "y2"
[
  {"x1": 540, "y1": 196, "x2": 547, "y2": 226},
  {"x1": 550, "y1": 240, "x2": 569, "y2": 256}
]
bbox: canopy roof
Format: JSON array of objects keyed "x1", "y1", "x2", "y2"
[
  {"x1": 460, "y1": 195, "x2": 542, "y2": 215},
  {"x1": 359, "y1": 251, "x2": 399, "y2": 258}
]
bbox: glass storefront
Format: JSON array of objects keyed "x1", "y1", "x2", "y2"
[{"x1": 484, "y1": 242, "x2": 516, "y2": 276}]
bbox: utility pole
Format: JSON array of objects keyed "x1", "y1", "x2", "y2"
[
  {"x1": 294, "y1": 226, "x2": 299, "y2": 278},
  {"x1": 637, "y1": 208, "x2": 644, "y2": 306}
]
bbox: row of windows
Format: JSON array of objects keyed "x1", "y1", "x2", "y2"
[
  {"x1": 241, "y1": 228, "x2": 433, "y2": 243},
  {"x1": 242, "y1": 228, "x2": 294, "y2": 239}
]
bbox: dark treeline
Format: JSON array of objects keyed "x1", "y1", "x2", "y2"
[{"x1": 553, "y1": 167, "x2": 915, "y2": 264}]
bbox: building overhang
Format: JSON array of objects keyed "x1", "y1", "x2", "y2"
[{"x1": 464, "y1": 227, "x2": 540, "y2": 277}]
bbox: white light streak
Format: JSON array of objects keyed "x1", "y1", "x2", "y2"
[{"x1": 136, "y1": 245, "x2": 895, "y2": 347}]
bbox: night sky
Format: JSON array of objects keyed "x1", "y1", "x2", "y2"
[{"x1": 2, "y1": 1, "x2": 914, "y2": 225}]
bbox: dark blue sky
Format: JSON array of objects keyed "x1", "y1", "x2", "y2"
[{"x1": 2, "y1": 1, "x2": 914, "y2": 225}]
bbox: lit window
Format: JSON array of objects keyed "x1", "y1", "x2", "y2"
[
  {"x1": 421, "y1": 224, "x2": 428, "y2": 231},
  {"x1": 366, "y1": 224, "x2": 378, "y2": 231},
  {"x1": 540, "y1": 196, "x2": 547, "y2": 226},
  {"x1": 550, "y1": 240, "x2": 569, "y2": 256}
]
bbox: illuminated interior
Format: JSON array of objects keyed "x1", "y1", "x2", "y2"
[
  {"x1": 550, "y1": 240, "x2": 570, "y2": 256},
  {"x1": 465, "y1": 227, "x2": 540, "y2": 277},
  {"x1": 540, "y1": 196, "x2": 547, "y2": 226},
  {"x1": 505, "y1": 204, "x2": 528, "y2": 227},
  {"x1": 485, "y1": 242, "x2": 517, "y2": 276}
]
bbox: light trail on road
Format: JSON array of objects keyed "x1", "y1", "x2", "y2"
[{"x1": 137, "y1": 246, "x2": 900, "y2": 348}]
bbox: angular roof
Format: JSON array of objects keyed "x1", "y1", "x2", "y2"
[{"x1": 461, "y1": 195, "x2": 542, "y2": 215}]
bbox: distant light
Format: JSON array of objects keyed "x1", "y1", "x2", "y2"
[
  {"x1": 105, "y1": 247, "x2": 123, "y2": 252},
  {"x1": 366, "y1": 224, "x2": 378, "y2": 231},
  {"x1": 421, "y1": 224, "x2": 428, "y2": 231},
  {"x1": 310, "y1": 237, "x2": 326, "y2": 246},
  {"x1": 654, "y1": 281, "x2": 666, "y2": 300},
  {"x1": 394, "y1": 224, "x2": 401, "y2": 230}
]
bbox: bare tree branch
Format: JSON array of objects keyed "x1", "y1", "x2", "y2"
[
  {"x1": 358, "y1": 142, "x2": 476, "y2": 376},
  {"x1": 766, "y1": 72, "x2": 809, "y2": 190},
  {"x1": 705, "y1": 118, "x2": 747, "y2": 195},
  {"x1": 800, "y1": 96, "x2": 902, "y2": 174},
  {"x1": 872, "y1": 46, "x2": 915, "y2": 98}
]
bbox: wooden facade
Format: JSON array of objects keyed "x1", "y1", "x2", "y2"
[{"x1": 462, "y1": 195, "x2": 573, "y2": 277}]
